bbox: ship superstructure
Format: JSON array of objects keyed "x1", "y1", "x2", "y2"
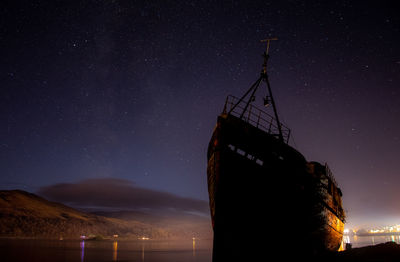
[{"x1": 207, "y1": 39, "x2": 345, "y2": 261}]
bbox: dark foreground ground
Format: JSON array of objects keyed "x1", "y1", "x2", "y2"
[{"x1": 319, "y1": 242, "x2": 400, "y2": 262}]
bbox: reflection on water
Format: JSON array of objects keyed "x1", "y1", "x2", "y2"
[
  {"x1": 192, "y1": 237, "x2": 196, "y2": 257},
  {"x1": 80, "y1": 240, "x2": 85, "y2": 262},
  {"x1": 141, "y1": 242, "x2": 145, "y2": 262},
  {"x1": 113, "y1": 241, "x2": 118, "y2": 261},
  {"x1": 0, "y1": 238, "x2": 212, "y2": 262},
  {"x1": 342, "y1": 234, "x2": 400, "y2": 248}
]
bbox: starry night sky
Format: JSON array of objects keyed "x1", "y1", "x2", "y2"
[{"x1": 1, "y1": 0, "x2": 399, "y2": 228}]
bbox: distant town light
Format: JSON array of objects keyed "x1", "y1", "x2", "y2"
[{"x1": 139, "y1": 236, "x2": 149, "y2": 240}]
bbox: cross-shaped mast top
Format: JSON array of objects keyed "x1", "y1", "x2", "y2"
[
  {"x1": 260, "y1": 37, "x2": 278, "y2": 75},
  {"x1": 260, "y1": 37, "x2": 278, "y2": 55}
]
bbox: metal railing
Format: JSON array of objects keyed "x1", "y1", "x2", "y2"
[
  {"x1": 222, "y1": 95, "x2": 291, "y2": 143},
  {"x1": 325, "y1": 163, "x2": 338, "y2": 188}
]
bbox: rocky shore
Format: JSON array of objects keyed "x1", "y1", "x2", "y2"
[{"x1": 321, "y1": 242, "x2": 400, "y2": 262}]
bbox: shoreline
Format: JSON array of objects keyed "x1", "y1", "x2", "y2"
[
  {"x1": 320, "y1": 242, "x2": 400, "y2": 261},
  {"x1": 0, "y1": 235, "x2": 212, "y2": 242}
]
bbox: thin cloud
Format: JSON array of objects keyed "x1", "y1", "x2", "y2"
[{"x1": 37, "y1": 178, "x2": 209, "y2": 214}]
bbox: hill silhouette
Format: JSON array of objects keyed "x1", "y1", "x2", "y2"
[{"x1": 0, "y1": 190, "x2": 211, "y2": 240}]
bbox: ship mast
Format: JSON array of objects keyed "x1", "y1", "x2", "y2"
[
  {"x1": 261, "y1": 38, "x2": 284, "y2": 142},
  {"x1": 228, "y1": 38, "x2": 284, "y2": 142}
]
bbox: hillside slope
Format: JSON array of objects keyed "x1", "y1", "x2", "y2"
[
  {"x1": 94, "y1": 210, "x2": 212, "y2": 239},
  {"x1": 0, "y1": 190, "x2": 170, "y2": 239}
]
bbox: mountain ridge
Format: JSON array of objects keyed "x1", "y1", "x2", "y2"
[{"x1": 0, "y1": 190, "x2": 211, "y2": 240}]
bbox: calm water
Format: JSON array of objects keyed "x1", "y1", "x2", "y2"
[
  {"x1": 343, "y1": 234, "x2": 400, "y2": 248},
  {"x1": 0, "y1": 239, "x2": 212, "y2": 262},
  {"x1": 2, "y1": 235, "x2": 398, "y2": 261}
]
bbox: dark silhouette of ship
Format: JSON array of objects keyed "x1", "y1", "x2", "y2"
[{"x1": 207, "y1": 39, "x2": 345, "y2": 261}]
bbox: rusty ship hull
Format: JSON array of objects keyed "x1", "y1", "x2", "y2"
[{"x1": 207, "y1": 99, "x2": 345, "y2": 261}]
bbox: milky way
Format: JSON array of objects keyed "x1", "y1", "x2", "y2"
[{"x1": 1, "y1": 1, "x2": 399, "y2": 228}]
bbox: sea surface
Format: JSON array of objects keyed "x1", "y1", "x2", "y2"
[
  {"x1": 2, "y1": 235, "x2": 400, "y2": 261},
  {"x1": 343, "y1": 234, "x2": 400, "y2": 248},
  {"x1": 0, "y1": 238, "x2": 213, "y2": 262}
]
